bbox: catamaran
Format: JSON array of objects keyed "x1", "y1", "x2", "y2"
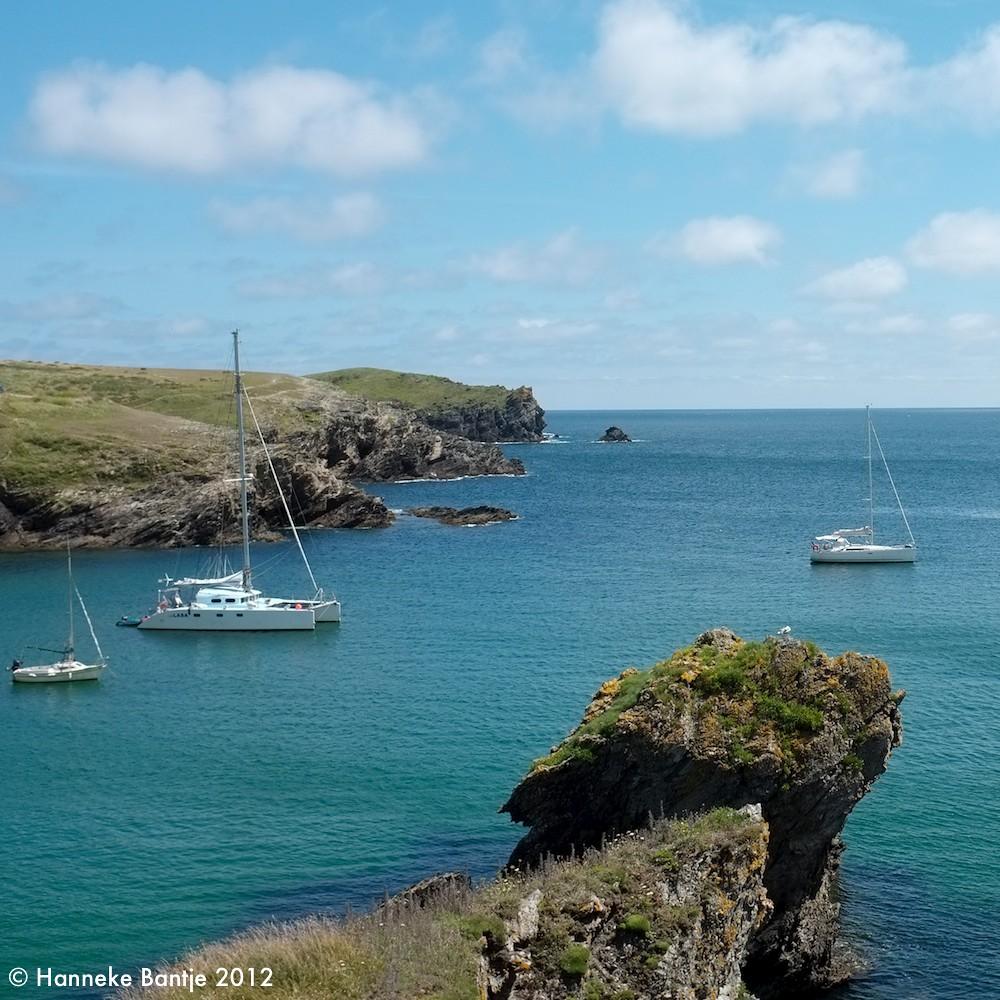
[
  {"x1": 811, "y1": 405, "x2": 916, "y2": 564},
  {"x1": 11, "y1": 547, "x2": 107, "y2": 683},
  {"x1": 137, "y1": 331, "x2": 341, "y2": 631}
]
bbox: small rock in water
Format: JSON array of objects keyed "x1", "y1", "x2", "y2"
[
  {"x1": 599, "y1": 425, "x2": 632, "y2": 442},
  {"x1": 407, "y1": 505, "x2": 518, "y2": 526}
]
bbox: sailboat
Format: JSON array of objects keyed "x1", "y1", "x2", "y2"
[
  {"x1": 11, "y1": 548, "x2": 107, "y2": 683},
  {"x1": 810, "y1": 405, "x2": 917, "y2": 564},
  {"x1": 137, "y1": 331, "x2": 341, "y2": 631}
]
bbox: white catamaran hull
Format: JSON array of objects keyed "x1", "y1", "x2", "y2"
[
  {"x1": 138, "y1": 606, "x2": 316, "y2": 631},
  {"x1": 811, "y1": 545, "x2": 916, "y2": 564},
  {"x1": 272, "y1": 598, "x2": 341, "y2": 622},
  {"x1": 12, "y1": 661, "x2": 105, "y2": 683}
]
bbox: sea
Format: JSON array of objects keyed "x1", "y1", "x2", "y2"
[{"x1": 2, "y1": 409, "x2": 998, "y2": 1000}]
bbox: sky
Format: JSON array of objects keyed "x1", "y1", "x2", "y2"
[{"x1": 3, "y1": 0, "x2": 1000, "y2": 408}]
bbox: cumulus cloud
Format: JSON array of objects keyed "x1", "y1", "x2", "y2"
[
  {"x1": 657, "y1": 216, "x2": 781, "y2": 265},
  {"x1": 236, "y1": 262, "x2": 382, "y2": 298},
  {"x1": 906, "y1": 210, "x2": 1000, "y2": 274},
  {"x1": 210, "y1": 192, "x2": 385, "y2": 241},
  {"x1": 591, "y1": 0, "x2": 907, "y2": 136},
  {"x1": 805, "y1": 256, "x2": 907, "y2": 300},
  {"x1": 466, "y1": 229, "x2": 602, "y2": 285},
  {"x1": 30, "y1": 63, "x2": 432, "y2": 175},
  {"x1": 0, "y1": 292, "x2": 121, "y2": 321},
  {"x1": 845, "y1": 312, "x2": 925, "y2": 335},
  {"x1": 800, "y1": 149, "x2": 865, "y2": 198}
]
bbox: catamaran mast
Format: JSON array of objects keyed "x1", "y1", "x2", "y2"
[
  {"x1": 233, "y1": 330, "x2": 252, "y2": 590},
  {"x1": 66, "y1": 543, "x2": 74, "y2": 659},
  {"x1": 866, "y1": 404, "x2": 874, "y2": 543}
]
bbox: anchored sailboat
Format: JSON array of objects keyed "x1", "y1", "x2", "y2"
[
  {"x1": 810, "y1": 405, "x2": 916, "y2": 564},
  {"x1": 137, "y1": 331, "x2": 341, "y2": 631},
  {"x1": 11, "y1": 547, "x2": 107, "y2": 683}
]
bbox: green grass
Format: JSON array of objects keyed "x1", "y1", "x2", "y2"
[
  {"x1": 557, "y1": 942, "x2": 591, "y2": 976},
  {"x1": 309, "y1": 367, "x2": 511, "y2": 411},
  {"x1": 0, "y1": 360, "x2": 336, "y2": 491},
  {"x1": 618, "y1": 914, "x2": 651, "y2": 935}
]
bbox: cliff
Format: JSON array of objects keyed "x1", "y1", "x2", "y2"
[
  {"x1": 310, "y1": 368, "x2": 546, "y2": 442},
  {"x1": 0, "y1": 361, "x2": 524, "y2": 549},
  {"x1": 503, "y1": 629, "x2": 904, "y2": 997},
  {"x1": 124, "y1": 807, "x2": 770, "y2": 1000}
]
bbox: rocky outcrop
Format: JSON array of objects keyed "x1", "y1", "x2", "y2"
[
  {"x1": 418, "y1": 386, "x2": 546, "y2": 443},
  {"x1": 502, "y1": 629, "x2": 904, "y2": 997},
  {"x1": 129, "y1": 807, "x2": 771, "y2": 1000},
  {"x1": 0, "y1": 387, "x2": 524, "y2": 550},
  {"x1": 407, "y1": 505, "x2": 517, "y2": 526},
  {"x1": 600, "y1": 425, "x2": 632, "y2": 442}
]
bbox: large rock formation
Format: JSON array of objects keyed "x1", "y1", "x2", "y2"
[
  {"x1": 419, "y1": 386, "x2": 546, "y2": 443},
  {"x1": 502, "y1": 629, "x2": 904, "y2": 997}
]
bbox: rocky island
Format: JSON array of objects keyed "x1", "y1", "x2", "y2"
[
  {"x1": 600, "y1": 426, "x2": 632, "y2": 442},
  {"x1": 0, "y1": 361, "x2": 526, "y2": 549},
  {"x1": 311, "y1": 367, "x2": 546, "y2": 442},
  {"x1": 408, "y1": 505, "x2": 518, "y2": 526},
  {"x1": 126, "y1": 631, "x2": 902, "y2": 1000}
]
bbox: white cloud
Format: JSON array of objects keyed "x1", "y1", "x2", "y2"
[
  {"x1": 210, "y1": 192, "x2": 385, "y2": 241},
  {"x1": 30, "y1": 63, "x2": 432, "y2": 175},
  {"x1": 805, "y1": 256, "x2": 907, "y2": 300},
  {"x1": 922, "y1": 26, "x2": 1000, "y2": 125},
  {"x1": 659, "y1": 216, "x2": 781, "y2": 265},
  {"x1": 906, "y1": 210, "x2": 1000, "y2": 275},
  {"x1": 0, "y1": 292, "x2": 120, "y2": 321},
  {"x1": 236, "y1": 262, "x2": 382, "y2": 299},
  {"x1": 947, "y1": 312, "x2": 1000, "y2": 341},
  {"x1": 466, "y1": 229, "x2": 602, "y2": 284},
  {"x1": 592, "y1": 0, "x2": 907, "y2": 136},
  {"x1": 846, "y1": 312, "x2": 925, "y2": 335},
  {"x1": 801, "y1": 149, "x2": 865, "y2": 199},
  {"x1": 433, "y1": 325, "x2": 461, "y2": 342},
  {"x1": 476, "y1": 29, "x2": 529, "y2": 83}
]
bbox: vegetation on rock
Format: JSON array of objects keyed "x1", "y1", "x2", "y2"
[{"x1": 123, "y1": 808, "x2": 768, "y2": 1000}]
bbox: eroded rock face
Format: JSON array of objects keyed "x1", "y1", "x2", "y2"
[
  {"x1": 502, "y1": 629, "x2": 904, "y2": 997},
  {"x1": 0, "y1": 393, "x2": 523, "y2": 549},
  {"x1": 418, "y1": 386, "x2": 546, "y2": 443}
]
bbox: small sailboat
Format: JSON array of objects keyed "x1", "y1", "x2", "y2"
[
  {"x1": 811, "y1": 405, "x2": 916, "y2": 564},
  {"x1": 11, "y1": 548, "x2": 107, "y2": 683},
  {"x1": 137, "y1": 331, "x2": 341, "y2": 631}
]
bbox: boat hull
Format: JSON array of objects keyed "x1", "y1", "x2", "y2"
[
  {"x1": 137, "y1": 606, "x2": 316, "y2": 631},
  {"x1": 811, "y1": 545, "x2": 916, "y2": 564},
  {"x1": 12, "y1": 661, "x2": 104, "y2": 683}
]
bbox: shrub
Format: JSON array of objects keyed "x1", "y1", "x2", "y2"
[
  {"x1": 618, "y1": 914, "x2": 651, "y2": 935},
  {"x1": 583, "y1": 980, "x2": 605, "y2": 1000},
  {"x1": 757, "y1": 695, "x2": 823, "y2": 733},
  {"x1": 842, "y1": 752, "x2": 864, "y2": 774},
  {"x1": 696, "y1": 663, "x2": 748, "y2": 695},
  {"x1": 558, "y1": 943, "x2": 590, "y2": 977},
  {"x1": 651, "y1": 848, "x2": 679, "y2": 872}
]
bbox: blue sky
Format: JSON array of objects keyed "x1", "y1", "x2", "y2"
[{"x1": 4, "y1": 1, "x2": 1000, "y2": 407}]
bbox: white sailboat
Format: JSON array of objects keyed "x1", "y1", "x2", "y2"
[
  {"x1": 811, "y1": 405, "x2": 916, "y2": 564},
  {"x1": 137, "y1": 331, "x2": 341, "y2": 631},
  {"x1": 11, "y1": 548, "x2": 107, "y2": 683}
]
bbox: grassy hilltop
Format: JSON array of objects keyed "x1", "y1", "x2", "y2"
[
  {"x1": 0, "y1": 360, "x2": 332, "y2": 491},
  {"x1": 310, "y1": 367, "x2": 511, "y2": 412}
]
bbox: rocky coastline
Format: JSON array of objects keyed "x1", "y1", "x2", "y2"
[
  {"x1": 127, "y1": 630, "x2": 902, "y2": 1000},
  {"x1": 0, "y1": 363, "x2": 524, "y2": 550},
  {"x1": 418, "y1": 386, "x2": 546, "y2": 443}
]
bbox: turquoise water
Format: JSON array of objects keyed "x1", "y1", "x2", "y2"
[{"x1": 2, "y1": 409, "x2": 998, "y2": 1000}]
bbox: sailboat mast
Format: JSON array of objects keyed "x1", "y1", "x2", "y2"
[
  {"x1": 866, "y1": 404, "x2": 874, "y2": 542},
  {"x1": 66, "y1": 543, "x2": 75, "y2": 659},
  {"x1": 232, "y1": 330, "x2": 252, "y2": 590}
]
